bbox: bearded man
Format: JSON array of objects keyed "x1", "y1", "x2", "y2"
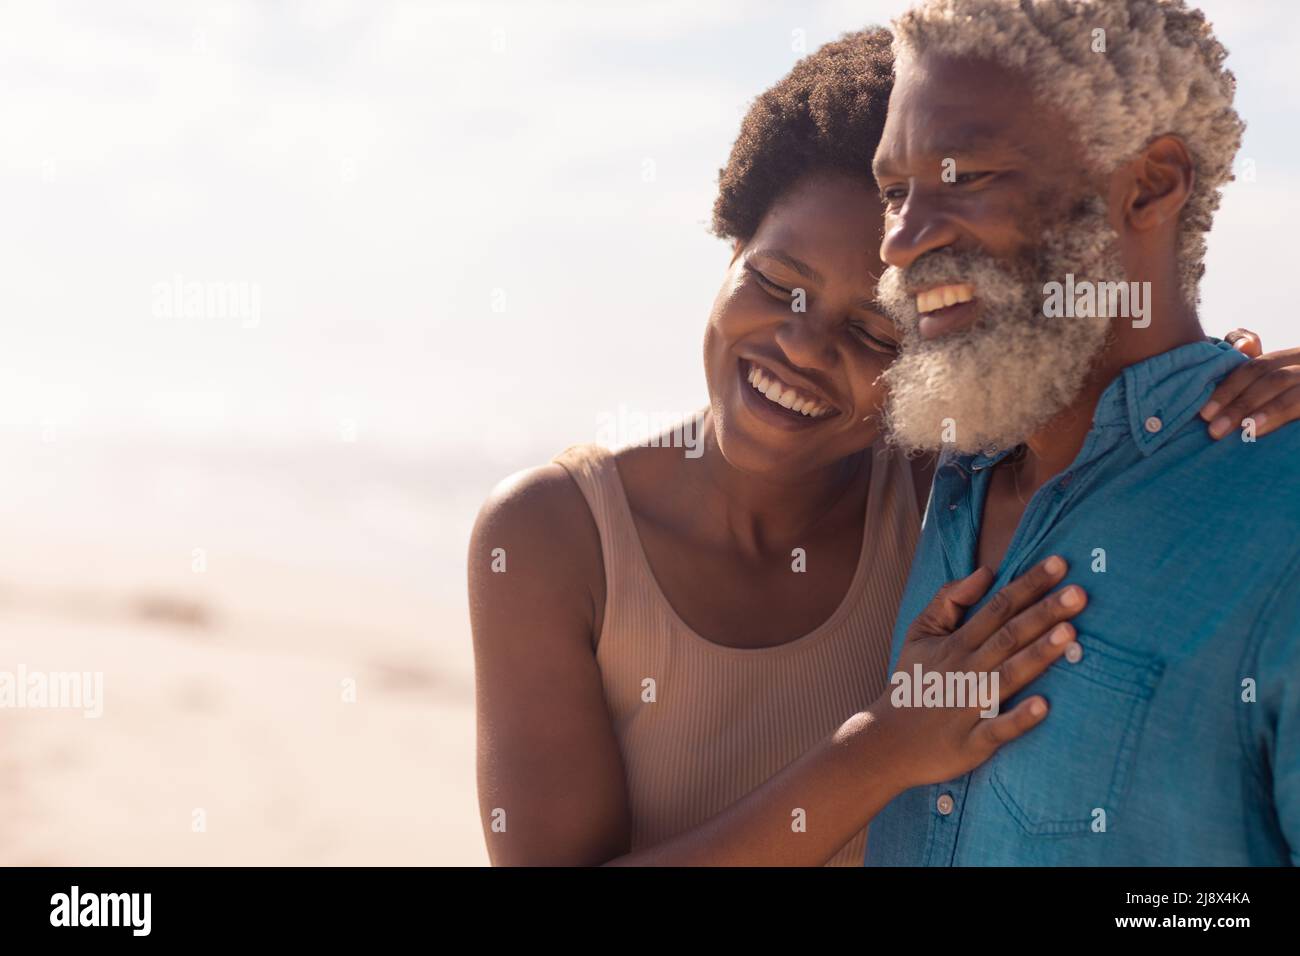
[{"x1": 866, "y1": 0, "x2": 1300, "y2": 865}]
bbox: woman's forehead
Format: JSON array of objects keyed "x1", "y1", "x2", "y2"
[{"x1": 753, "y1": 174, "x2": 886, "y2": 280}]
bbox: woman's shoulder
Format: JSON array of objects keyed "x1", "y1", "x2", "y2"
[
  {"x1": 472, "y1": 458, "x2": 601, "y2": 560},
  {"x1": 468, "y1": 455, "x2": 607, "y2": 647}
]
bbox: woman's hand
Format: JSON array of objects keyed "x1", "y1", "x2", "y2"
[
  {"x1": 873, "y1": 556, "x2": 1085, "y2": 791},
  {"x1": 1201, "y1": 329, "x2": 1300, "y2": 439}
]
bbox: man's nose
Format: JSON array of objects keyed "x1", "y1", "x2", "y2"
[{"x1": 880, "y1": 187, "x2": 961, "y2": 270}]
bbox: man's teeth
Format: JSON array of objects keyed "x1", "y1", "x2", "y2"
[
  {"x1": 746, "y1": 363, "x2": 833, "y2": 418},
  {"x1": 915, "y1": 283, "x2": 974, "y2": 314}
]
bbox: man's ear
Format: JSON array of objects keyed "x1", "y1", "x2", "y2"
[{"x1": 1123, "y1": 134, "x2": 1196, "y2": 232}]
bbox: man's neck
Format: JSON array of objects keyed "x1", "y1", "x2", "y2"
[
  {"x1": 975, "y1": 301, "x2": 1206, "y2": 574},
  {"x1": 1017, "y1": 299, "x2": 1206, "y2": 491}
]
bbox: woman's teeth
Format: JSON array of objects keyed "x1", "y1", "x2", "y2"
[
  {"x1": 746, "y1": 363, "x2": 833, "y2": 418},
  {"x1": 916, "y1": 283, "x2": 974, "y2": 314}
]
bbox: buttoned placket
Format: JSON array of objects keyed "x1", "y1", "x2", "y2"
[
  {"x1": 923, "y1": 430, "x2": 1124, "y2": 864},
  {"x1": 924, "y1": 459, "x2": 985, "y2": 864}
]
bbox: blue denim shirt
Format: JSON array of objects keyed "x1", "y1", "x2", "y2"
[{"x1": 866, "y1": 340, "x2": 1300, "y2": 865}]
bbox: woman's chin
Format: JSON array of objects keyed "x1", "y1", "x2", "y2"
[{"x1": 713, "y1": 410, "x2": 840, "y2": 478}]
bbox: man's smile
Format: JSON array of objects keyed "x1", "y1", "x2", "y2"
[
  {"x1": 914, "y1": 282, "x2": 979, "y2": 340},
  {"x1": 915, "y1": 282, "x2": 974, "y2": 314}
]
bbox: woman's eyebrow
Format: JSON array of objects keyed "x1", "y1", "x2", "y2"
[{"x1": 750, "y1": 249, "x2": 823, "y2": 285}]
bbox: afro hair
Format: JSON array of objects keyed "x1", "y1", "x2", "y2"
[{"x1": 711, "y1": 28, "x2": 895, "y2": 244}]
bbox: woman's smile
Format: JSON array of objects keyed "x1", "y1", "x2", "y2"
[{"x1": 737, "y1": 357, "x2": 842, "y2": 430}]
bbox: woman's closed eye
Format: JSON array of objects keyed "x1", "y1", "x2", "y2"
[
  {"x1": 851, "y1": 322, "x2": 899, "y2": 355},
  {"x1": 746, "y1": 263, "x2": 797, "y2": 301}
]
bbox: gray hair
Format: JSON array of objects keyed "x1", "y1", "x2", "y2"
[{"x1": 891, "y1": 0, "x2": 1245, "y2": 304}]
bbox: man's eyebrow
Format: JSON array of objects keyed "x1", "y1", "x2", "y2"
[
  {"x1": 874, "y1": 129, "x2": 1030, "y2": 175},
  {"x1": 931, "y1": 133, "x2": 1029, "y2": 160},
  {"x1": 748, "y1": 249, "x2": 823, "y2": 285}
]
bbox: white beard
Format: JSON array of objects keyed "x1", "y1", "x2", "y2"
[{"x1": 878, "y1": 198, "x2": 1121, "y2": 455}]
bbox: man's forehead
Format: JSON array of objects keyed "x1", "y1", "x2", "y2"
[
  {"x1": 878, "y1": 51, "x2": 1069, "y2": 163},
  {"x1": 892, "y1": 52, "x2": 1036, "y2": 124},
  {"x1": 886, "y1": 121, "x2": 1033, "y2": 159},
  {"x1": 895, "y1": 48, "x2": 1031, "y2": 98}
]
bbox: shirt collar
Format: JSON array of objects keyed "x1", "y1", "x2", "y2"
[
  {"x1": 943, "y1": 338, "x2": 1246, "y2": 472},
  {"x1": 1110, "y1": 338, "x2": 1245, "y2": 456}
]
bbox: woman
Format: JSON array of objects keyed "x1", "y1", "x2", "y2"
[{"x1": 469, "y1": 28, "x2": 1300, "y2": 866}]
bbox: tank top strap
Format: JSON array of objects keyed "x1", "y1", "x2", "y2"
[{"x1": 551, "y1": 443, "x2": 648, "y2": 642}]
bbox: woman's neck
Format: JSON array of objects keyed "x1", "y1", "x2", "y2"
[{"x1": 682, "y1": 411, "x2": 873, "y2": 558}]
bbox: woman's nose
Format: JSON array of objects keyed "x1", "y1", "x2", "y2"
[{"x1": 774, "y1": 309, "x2": 837, "y2": 372}]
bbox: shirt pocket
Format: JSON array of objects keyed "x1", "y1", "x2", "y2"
[{"x1": 988, "y1": 634, "x2": 1163, "y2": 836}]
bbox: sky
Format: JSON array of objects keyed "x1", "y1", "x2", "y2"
[{"x1": 2, "y1": 0, "x2": 1296, "y2": 474}]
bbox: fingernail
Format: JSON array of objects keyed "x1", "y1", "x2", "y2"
[
  {"x1": 1030, "y1": 699, "x2": 1047, "y2": 717},
  {"x1": 1050, "y1": 623, "x2": 1071, "y2": 646},
  {"x1": 1044, "y1": 555, "x2": 1065, "y2": 575},
  {"x1": 1059, "y1": 586, "x2": 1082, "y2": 608},
  {"x1": 1065, "y1": 642, "x2": 1084, "y2": 664},
  {"x1": 1200, "y1": 401, "x2": 1220, "y2": 421},
  {"x1": 1253, "y1": 413, "x2": 1268, "y2": 431},
  {"x1": 1209, "y1": 416, "x2": 1232, "y2": 438}
]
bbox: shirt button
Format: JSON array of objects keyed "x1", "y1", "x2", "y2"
[
  {"x1": 936, "y1": 793, "x2": 955, "y2": 815},
  {"x1": 1144, "y1": 416, "x2": 1163, "y2": 433},
  {"x1": 1065, "y1": 642, "x2": 1084, "y2": 664},
  {"x1": 948, "y1": 504, "x2": 957, "y2": 511}
]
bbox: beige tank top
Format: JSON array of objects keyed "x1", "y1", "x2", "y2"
[{"x1": 553, "y1": 438, "x2": 921, "y2": 866}]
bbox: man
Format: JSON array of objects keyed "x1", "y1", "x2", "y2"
[{"x1": 866, "y1": 0, "x2": 1300, "y2": 865}]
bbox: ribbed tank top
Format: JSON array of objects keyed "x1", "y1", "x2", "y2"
[{"x1": 553, "y1": 438, "x2": 921, "y2": 866}]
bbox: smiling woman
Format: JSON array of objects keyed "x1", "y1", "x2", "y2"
[
  {"x1": 705, "y1": 169, "x2": 898, "y2": 468},
  {"x1": 468, "y1": 27, "x2": 1091, "y2": 867}
]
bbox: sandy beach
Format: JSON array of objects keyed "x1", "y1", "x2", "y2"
[{"x1": 0, "y1": 435, "x2": 492, "y2": 866}]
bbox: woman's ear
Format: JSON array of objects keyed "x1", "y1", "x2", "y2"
[{"x1": 1125, "y1": 134, "x2": 1196, "y2": 232}]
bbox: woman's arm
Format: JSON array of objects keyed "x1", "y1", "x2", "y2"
[
  {"x1": 470, "y1": 464, "x2": 631, "y2": 866},
  {"x1": 473, "y1": 468, "x2": 1083, "y2": 866}
]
